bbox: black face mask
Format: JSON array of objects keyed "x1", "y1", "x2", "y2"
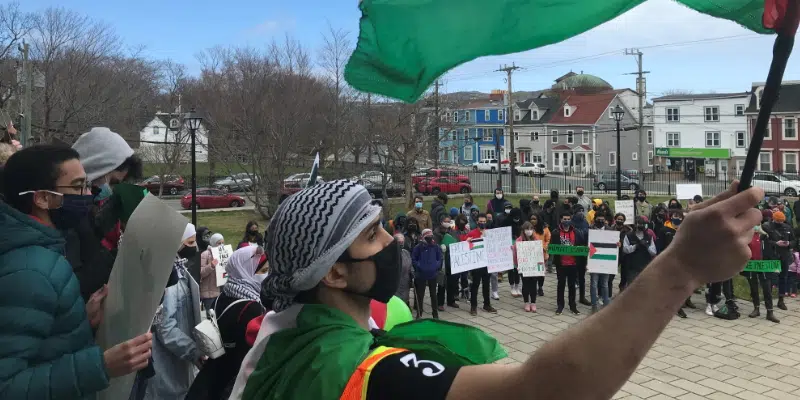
[
  {"x1": 636, "y1": 224, "x2": 646, "y2": 231},
  {"x1": 595, "y1": 221, "x2": 605, "y2": 227},
  {"x1": 615, "y1": 220, "x2": 624, "y2": 226},
  {"x1": 638, "y1": 196, "x2": 646, "y2": 201},
  {"x1": 577, "y1": 191, "x2": 584, "y2": 196},
  {"x1": 340, "y1": 240, "x2": 402, "y2": 303},
  {"x1": 51, "y1": 194, "x2": 94, "y2": 230},
  {"x1": 532, "y1": 200, "x2": 539, "y2": 205},
  {"x1": 178, "y1": 245, "x2": 198, "y2": 260}
]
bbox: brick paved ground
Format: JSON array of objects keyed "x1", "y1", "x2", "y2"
[{"x1": 419, "y1": 276, "x2": 800, "y2": 399}]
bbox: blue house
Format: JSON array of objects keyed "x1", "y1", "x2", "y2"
[{"x1": 439, "y1": 98, "x2": 507, "y2": 165}]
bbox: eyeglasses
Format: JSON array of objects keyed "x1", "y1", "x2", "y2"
[{"x1": 19, "y1": 184, "x2": 90, "y2": 197}]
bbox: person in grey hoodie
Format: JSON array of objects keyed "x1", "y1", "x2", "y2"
[{"x1": 393, "y1": 233, "x2": 414, "y2": 306}]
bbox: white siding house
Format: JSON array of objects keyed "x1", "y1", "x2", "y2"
[
  {"x1": 138, "y1": 113, "x2": 209, "y2": 163},
  {"x1": 652, "y1": 93, "x2": 749, "y2": 179}
]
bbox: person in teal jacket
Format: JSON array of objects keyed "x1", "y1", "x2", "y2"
[{"x1": 0, "y1": 145, "x2": 152, "y2": 399}]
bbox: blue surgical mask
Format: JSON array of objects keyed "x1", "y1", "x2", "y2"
[
  {"x1": 415, "y1": 202, "x2": 423, "y2": 209},
  {"x1": 95, "y1": 183, "x2": 113, "y2": 202},
  {"x1": 561, "y1": 220, "x2": 572, "y2": 228}
]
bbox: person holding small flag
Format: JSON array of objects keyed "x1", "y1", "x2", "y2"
[{"x1": 622, "y1": 216, "x2": 657, "y2": 286}]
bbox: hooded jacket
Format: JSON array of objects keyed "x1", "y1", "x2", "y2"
[
  {"x1": 0, "y1": 201, "x2": 109, "y2": 399},
  {"x1": 430, "y1": 199, "x2": 447, "y2": 228},
  {"x1": 487, "y1": 197, "x2": 510, "y2": 218},
  {"x1": 499, "y1": 208, "x2": 524, "y2": 238},
  {"x1": 411, "y1": 241, "x2": 443, "y2": 280}
]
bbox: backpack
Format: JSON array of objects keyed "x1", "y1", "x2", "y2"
[{"x1": 193, "y1": 298, "x2": 251, "y2": 359}]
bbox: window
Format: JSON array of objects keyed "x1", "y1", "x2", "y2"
[
  {"x1": 514, "y1": 131, "x2": 519, "y2": 141},
  {"x1": 450, "y1": 130, "x2": 456, "y2": 141},
  {"x1": 453, "y1": 112, "x2": 458, "y2": 123},
  {"x1": 784, "y1": 118, "x2": 796, "y2": 139},
  {"x1": 564, "y1": 106, "x2": 571, "y2": 117},
  {"x1": 153, "y1": 126, "x2": 161, "y2": 135},
  {"x1": 498, "y1": 110, "x2": 504, "y2": 121},
  {"x1": 553, "y1": 153, "x2": 560, "y2": 169},
  {"x1": 705, "y1": 131, "x2": 720, "y2": 147},
  {"x1": 567, "y1": 130, "x2": 574, "y2": 144},
  {"x1": 532, "y1": 154, "x2": 543, "y2": 163},
  {"x1": 766, "y1": 118, "x2": 772, "y2": 139},
  {"x1": 445, "y1": 112, "x2": 451, "y2": 121},
  {"x1": 582, "y1": 130, "x2": 590, "y2": 145},
  {"x1": 170, "y1": 119, "x2": 180, "y2": 128},
  {"x1": 464, "y1": 111, "x2": 470, "y2": 122},
  {"x1": 647, "y1": 151, "x2": 653, "y2": 166},
  {"x1": 609, "y1": 107, "x2": 614, "y2": 119},
  {"x1": 647, "y1": 130, "x2": 653, "y2": 144},
  {"x1": 785, "y1": 153, "x2": 798, "y2": 173},
  {"x1": 632, "y1": 152, "x2": 638, "y2": 161},
  {"x1": 759, "y1": 152, "x2": 772, "y2": 171},
  {"x1": 666, "y1": 107, "x2": 680, "y2": 122},
  {"x1": 609, "y1": 152, "x2": 617, "y2": 167},
  {"x1": 514, "y1": 110, "x2": 521, "y2": 121},
  {"x1": 736, "y1": 131, "x2": 746, "y2": 148},
  {"x1": 551, "y1": 130, "x2": 558, "y2": 144},
  {"x1": 481, "y1": 148, "x2": 496, "y2": 161},
  {"x1": 735, "y1": 104, "x2": 745, "y2": 116},
  {"x1": 704, "y1": 106, "x2": 720, "y2": 122},
  {"x1": 484, "y1": 110, "x2": 490, "y2": 121},
  {"x1": 482, "y1": 128, "x2": 493, "y2": 141},
  {"x1": 463, "y1": 146, "x2": 473, "y2": 161},
  {"x1": 667, "y1": 132, "x2": 680, "y2": 147},
  {"x1": 464, "y1": 129, "x2": 471, "y2": 140},
  {"x1": 531, "y1": 131, "x2": 539, "y2": 141},
  {"x1": 532, "y1": 110, "x2": 539, "y2": 120}
]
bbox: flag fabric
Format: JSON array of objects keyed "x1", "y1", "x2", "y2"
[
  {"x1": 468, "y1": 238, "x2": 484, "y2": 250},
  {"x1": 345, "y1": 0, "x2": 773, "y2": 102},
  {"x1": 307, "y1": 152, "x2": 320, "y2": 188},
  {"x1": 589, "y1": 242, "x2": 619, "y2": 261}
]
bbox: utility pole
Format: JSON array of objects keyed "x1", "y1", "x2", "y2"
[
  {"x1": 19, "y1": 41, "x2": 32, "y2": 147},
  {"x1": 624, "y1": 49, "x2": 650, "y2": 175},
  {"x1": 497, "y1": 63, "x2": 521, "y2": 192},
  {"x1": 433, "y1": 79, "x2": 440, "y2": 167}
]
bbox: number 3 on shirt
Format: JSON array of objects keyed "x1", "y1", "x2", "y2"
[{"x1": 398, "y1": 353, "x2": 445, "y2": 377}]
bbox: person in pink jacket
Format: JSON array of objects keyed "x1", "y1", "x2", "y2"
[{"x1": 200, "y1": 233, "x2": 224, "y2": 311}]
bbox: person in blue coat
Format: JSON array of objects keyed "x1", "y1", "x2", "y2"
[
  {"x1": 411, "y1": 229, "x2": 443, "y2": 319},
  {"x1": 0, "y1": 145, "x2": 152, "y2": 399}
]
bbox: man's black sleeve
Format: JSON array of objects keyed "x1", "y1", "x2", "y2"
[{"x1": 364, "y1": 351, "x2": 460, "y2": 400}]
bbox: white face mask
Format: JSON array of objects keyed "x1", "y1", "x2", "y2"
[
  {"x1": 496, "y1": 194, "x2": 503, "y2": 200},
  {"x1": 442, "y1": 222, "x2": 453, "y2": 228},
  {"x1": 504, "y1": 209, "x2": 511, "y2": 214},
  {"x1": 524, "y1": 230, "x2": 534, "y2": 237}
]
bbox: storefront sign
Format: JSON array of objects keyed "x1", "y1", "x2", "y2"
[{"x1": 654, "y1": 148, "x2": 730, "y2": 159}]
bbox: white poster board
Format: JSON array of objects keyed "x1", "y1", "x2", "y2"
[
  {"x1": 586, "y1": 230, "x2": 621, "y2": 275},
  {"x1": 676, "y1": 184, "x2": 703, "y2": 200},
  {"x1": 485, "y1": 227, "x2": 514, "y2": 273},
  {"x1": 449, "y1": 240, "x2": 487, "y2": 274},
  {"x1": 210, "y1": 244, "x2": 233, "y2": 286},
  {"x1": 516, "y1": 240, "x2": 545, "y2": 277},
  {"x1": 96, "y1": 195, "x2": 189, "y2": 400},
  {"x1": 614, "y1": 200, "x2": 635, "y2": 225}
]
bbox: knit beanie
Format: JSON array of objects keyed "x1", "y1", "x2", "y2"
[
  {"x1": 72, "y1": 127, "x2": 134, "y2": 183},
  {"x1": 773, "y1": 211, "x2": 786, "y2": 223},
  {"x1": 262, "y1": 180, "x2": 382, "y2": 312},
  {"x1": 209, "y1": 233, "x2": 224, "y2": 247},
  {"x1": 762, "y1": 209, "x2": 774, "y2": 220},
  {"x1": 421, "y1": 229, "x2": 433, "y2": 239},
  {"x1": 449, "y1": 207, "x2": 459, "y2": 217}
]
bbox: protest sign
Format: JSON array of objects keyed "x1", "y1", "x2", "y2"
[
  {"x1": 586, "y1": 230, "x2": 620, "y2": 275},
  {"x1": 210, "y1": 244, "x2": 233, "y2": 286},
  {"x1": 614, "y1": 200, "x2": 635, "y2": 225},
  {"x1": 676, "y1": 183, "x2": 703, "y2": 200},
  {"x1": 744, "y1": 260, "x2": 781, "y2": 273},
  {"x1": 449, "y1": 240, "x2": 486, "y2": 274},
  {"x1": 96, "y1": 195, "x2": 189, "y2": 400},
  {"x1": 517, "y1": 240, "x2": 545, "y2": 277},
  {"x1": 485, "y1": 227, "x2": 514, "y2": 273},
  {"x1": 548, "y1": 245, "x2": 589, "y2": 256}
]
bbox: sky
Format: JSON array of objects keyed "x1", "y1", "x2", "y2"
[{"x1": 19, "y1": 0, "x2": 800, "y2": 101}]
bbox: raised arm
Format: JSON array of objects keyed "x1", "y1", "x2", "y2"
[{"x1": 445, "y1": 182, "x2": 763, "y2": 400}]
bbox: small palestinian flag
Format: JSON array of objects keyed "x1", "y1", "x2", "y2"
[
  {"x1": 307, "y1": 152, "x2": 320, "y2": 188},
  {"x1": 469, "y1": 238, "x2": 484, "y2": 250},
  {"x1": 589, "y1": 242, "x2": 618, "y2": 261}
]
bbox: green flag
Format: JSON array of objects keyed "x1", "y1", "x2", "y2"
[{"x1": 345, "y1": 0, "x2": 772, "y2": 102}]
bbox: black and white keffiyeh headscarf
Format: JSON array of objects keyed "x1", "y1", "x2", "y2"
[{"x1": 222, "y1": 246, "x2": 262, "y2": 301}]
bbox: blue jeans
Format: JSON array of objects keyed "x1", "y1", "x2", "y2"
[{"x1": 590, "y1": 273, "x2": 610, "y2": 307}]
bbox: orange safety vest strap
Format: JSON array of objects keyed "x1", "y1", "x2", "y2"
[{"x1": 340, "y1": 346, "x2": 408, "y2": 400}]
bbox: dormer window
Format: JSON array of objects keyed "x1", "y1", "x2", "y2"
[
  {"x1": 564, "y1": 106, "x2": 571, "y2": 117},
  {"x1": 756, "y1": 87, "x2": 764, "y2": 110},
  {"x1": 170, "y1": 118, "x2": 180, "y2": 129},
  {"x1": 531, "y1": 110, "x2": 539, "y2": 120},
  {"x1": 514, "y1": 110, "x2": 521, "y2": 121}
]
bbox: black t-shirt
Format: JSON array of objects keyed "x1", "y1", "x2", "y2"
[{"x1": 364, "y1": 350, "x2": 460, "y2": 400}]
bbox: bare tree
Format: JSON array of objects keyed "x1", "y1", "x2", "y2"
[
  {"x1": 661, "y1": 89, "x2": 694, "y2": 96},
  {"x1": 0, "y1": 2, "x2": 32, "y2": 112}
]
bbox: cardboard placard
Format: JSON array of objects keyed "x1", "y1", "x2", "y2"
[
  {"x1": 586, "y1": 230, "x2": 621, "y2": 275},
  {"x1": 676, "y1": 184, "x2": 703, "y2": 200},
  {"x1": 744, "y1": 260, "x2": 781, "y2": 273},
  {"x1": 614, "y1": 200, "x2": 635, "y2": 225},
  {"x1": 449, "y1": 240, "x2": 486, "y2": 274},
  {"x1": 516, "y1": 240, "x2": 545, "y2": 277},
  {"x1": 210, "y1": 244, "x2": 233, "y2": 286},
  {"x1": 547, "y1": 245, "x2": 589, "y2": 256},
  {"x1": 485, "y1": 227, "x2": 514, "y2": 273}
]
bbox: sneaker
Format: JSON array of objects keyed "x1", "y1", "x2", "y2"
[
  {"x1": 469, "y1": 307, "x2": 478, "y2": 316},
  {"x1": 555, "y1": 308, "x2": 563, "y2": 316},
  {"x1": 492, "y1": 291, "x2": 500, "y2": 300},
  {"x1": 684, "y1": 299, "x2": 697, "y2": 309},
  {"x1": 483, "y1": 305, "x2": 497, "y2": 313},
  {"x1": 570, "y1": 307, "x2": 581, "y2": 315},
  {"x1": 524, "y1": 303, "x2": 531, "y2": 312},
  {"x1": 579, "y1": 298, "x2": 592, "y2": 307},
  {"x1": 538, "y1": 288, "x2": 544, "y2": 297},
  {"x1": 531, "y1": 304, "x2": 537, "y2": 313},
  {"x1": 437, "y1": 306, "x2": 445, "y2": 312},
  {"x1": 705, "y1": 303, "x2": 718, "y2": 316}
]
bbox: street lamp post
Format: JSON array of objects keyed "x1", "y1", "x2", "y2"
[
  {"x1": 184, "y1": 107, "x2": 203, "y2": 227},
  {"x1": 612, "y1": 105, "x2": 625, "y2": 200}
]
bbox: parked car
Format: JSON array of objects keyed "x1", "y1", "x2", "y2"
[
  {"x1": 181, "y1": 188, "x2": 246, "y2": 209},
  {"x1": 278, "y1": 180, "x2": 304, "y2": 204},
  {"x1": 214, "y1": 173, "x2": 259, "y2": 192},
  {"x1": 350, "y1": 170, "x2": 392, "y2": 184},
  {"x1": 415, "y1": 177, "x2": 472, "y2": 195},
  {"x1": 361, "y1": 180, "x2": 405, "y2": 198},
  {"x1": 753, "y1": 171, "x2": 800, "y2": 196},
  {"x1": 516, "y1": 162, "x2": 548, "y2": 177},
  {"x1": 472, "y1": 159, "x2": 510, "y2": 173},
  {"x1": 411, "y1": 169, "x2": 471, "y2": 185},
  {"x1": 139, "y1": 175, "x2": 185, "y2": 195},
  {"x1": 284, "y1": 173, "x2": 324, "y2": 185},
  {"x1": 593, "y1": 173, "x2": 640, "y2": 191}
]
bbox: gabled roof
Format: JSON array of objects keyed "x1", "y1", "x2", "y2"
[
  {"x1": 552, "y1": 144, "x2": 592, "y2": 151},
  {"x1": 515, "y1": 97, "x2": 561, "y2": 124},
  {"x1": 652, "y1": 92, "x2": 750, "y2": 102},
  {"x1": 459, "y1": 100, "x2": 504, "y2": 110},
  {"x1": 746, "y1": 82, "x2": 800, "y2": 113},
  {"x1": 547, "y1": 92, "x2": 617, "y2": 125}
]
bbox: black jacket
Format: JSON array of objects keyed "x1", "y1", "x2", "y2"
[
  {"x1": 430, "y1": 200, "x2": 447, "y2": 229},
  {"x1": 63, "y1": 215, "x2": 117, "y2": 303},
  {"x1": 551, "y1": 226, "x2": 587, "y2": 266}
]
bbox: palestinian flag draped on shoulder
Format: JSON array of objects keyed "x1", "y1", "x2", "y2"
[{"x1": 345, "y1": 0, "x2": 778, "y2": 102}]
